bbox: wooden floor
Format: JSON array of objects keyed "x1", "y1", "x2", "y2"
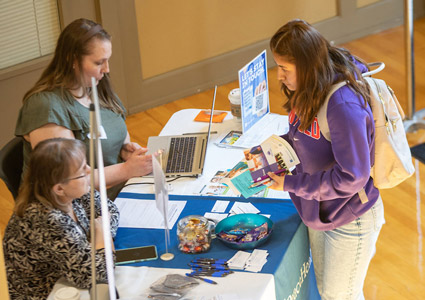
[{"x1": 2, "y1": 18, "x2": 425, "y2": 299}]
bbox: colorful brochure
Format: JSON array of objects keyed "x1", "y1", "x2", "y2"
[{"x1": 221, "y1": 134, "x2": 300, "y2": 198}]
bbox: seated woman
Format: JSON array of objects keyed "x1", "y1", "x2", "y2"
[
  {"x1": 15, "y1": 18, "x2": 152, "y2": 198},
  {"x1": 2, "y1": 138, "x2": 119, "y2": 300}
]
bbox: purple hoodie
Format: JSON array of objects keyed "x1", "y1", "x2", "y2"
[{"x1": 282, "y1": 60, "x2": 379, "y2": 231}]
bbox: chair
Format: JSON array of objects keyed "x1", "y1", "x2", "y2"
[{"x1": 0, "y1": 137, "x2": 24, "y2": 199}]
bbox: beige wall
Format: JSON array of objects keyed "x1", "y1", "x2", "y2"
[
  {"x1": 357, "y1": 0, "x2": 380, "y2": 8},
  {"x1": 135, "y1": 0, "x2": 337, "y2": 79}
]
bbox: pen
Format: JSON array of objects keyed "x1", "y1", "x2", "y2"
[
  {"x1": 249, "y1": 177, "x2": 271, "y2": 188},
  {"x1": 191, "y1": 270, "x2": 234, "y2": 277},
  {"x1": 183, "y1": 131, "x2": 218, "y2": 135},
  {"x1": 192, "y1": 258, "x2": 228, "y2": 265},
  {"x1": 185, "y1": 273, "x2": 217, "y2": 284},
  {"x1": 188, "y1": 263, "x2": 229, "y2": 270},
  {"x1": 255, "y1": 169, "x2": 286, "y2": 182},
  {"x1": 199, "y1": 185, "x2": 206, "y2": 193}
]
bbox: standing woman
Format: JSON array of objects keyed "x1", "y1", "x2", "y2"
[
  {"x1": 3, "y1": 138, "x2": 119, "y2": 299},
  {"x1": 267, "y1": 19, "x2": 385, "y2": 299},
  {"x1": 15, "y1": 18, "x2": 152, "y2": 198}
]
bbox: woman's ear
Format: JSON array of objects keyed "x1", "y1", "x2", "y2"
[
  {"x1": 52, "y1": 183, "x2": 66, "y2": 197},
  {"x1": 73, "y1": 57, "x2": 80, "y2": 72}
]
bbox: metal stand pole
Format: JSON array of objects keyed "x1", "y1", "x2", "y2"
[
  {"x1": 403, "y1": 0, "x2": 425, "y2": 132},
  {"x1": 89, "y1": 105, "x2": 97, "y2": 300},
  {"x1": 89, "y1": 77, "x2": 117, "y2": 300}
]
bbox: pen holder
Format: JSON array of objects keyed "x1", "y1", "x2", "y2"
[{"x1": 177, "y1": 215, "x2": 215, "y2": 254}]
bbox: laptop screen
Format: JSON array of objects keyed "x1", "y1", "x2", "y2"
[{"x1": 205, "y1": 85, "x2": 217, "y2": 147}]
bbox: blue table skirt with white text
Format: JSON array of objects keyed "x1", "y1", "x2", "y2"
[{"x1": 114, "y1": 193, "x2": 320, "y2": 300}]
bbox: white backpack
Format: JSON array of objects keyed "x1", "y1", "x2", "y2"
[{"x1": 317, "y1": 62, "x2": 414, "y2": 191}]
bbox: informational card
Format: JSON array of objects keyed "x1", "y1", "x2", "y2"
[{"x1": 238, "y1": 49, "x2": 270, "y2": 133}]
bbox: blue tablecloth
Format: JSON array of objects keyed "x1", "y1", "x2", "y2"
[{"x1": 114, "y1": 192, "x2": 319, "y2": 300}]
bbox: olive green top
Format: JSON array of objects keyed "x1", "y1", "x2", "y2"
[{"x1": 15, "y1": 89, "x2": 128, "y2": 176}]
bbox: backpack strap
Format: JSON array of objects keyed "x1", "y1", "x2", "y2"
[
  {"x1": 317, "y1": 62, "x2": 385, "y2": 142},
  {"x1": 363, "y1": 62, "x2": 385, "y2": 77},
  {"x1": 315, "y1": 62, "x2": 385, "y2": 204},
  {"x1": 317, "y1": 82, "x2": 371, "y2": 204},
  {"x1": 316, "y1": 81, "x2": 348, "y2": 142}
]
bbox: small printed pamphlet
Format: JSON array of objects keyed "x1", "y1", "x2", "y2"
[
  {"x1": 215, "y1": 130, "x2": 243, "y2": 148},
  {"x1": 199, "y1": 170, "x2": 235, "y2": 196}
]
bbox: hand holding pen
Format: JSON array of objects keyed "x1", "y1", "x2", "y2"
[
  {"x1": 249, "y1": 169, "x2": 287, "y2": 189},
  {"x1": 266, "y1": 171, "x2": 285, "y2": 191},
  {"x1": 249, "y1": 177, "x2": 272, "y2": 188}
]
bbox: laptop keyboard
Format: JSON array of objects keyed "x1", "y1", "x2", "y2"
[{"x1": 166, "y1": 136, "x2": 197, "y2": 173}]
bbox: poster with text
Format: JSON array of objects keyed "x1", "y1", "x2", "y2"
[{"x1": 238, "y1": 49, "x2": 270, "y2": 133}]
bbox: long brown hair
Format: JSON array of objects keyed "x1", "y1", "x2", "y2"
[
  {"x1": 23, "y1": 18, "x2": 124, "y2": 115},
  {"x1": 270, "y1": 19, "x2": 370, "y2": 131},
  {"x1": 14, "y1": 138, "x2": 86, "y2": 217}
]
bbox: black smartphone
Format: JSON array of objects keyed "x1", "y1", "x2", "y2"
[{"x1": 115, "y1": 245, "x2": 158, "y2": 265}]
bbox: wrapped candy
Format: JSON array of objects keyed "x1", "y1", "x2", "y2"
[
  {"x1": 177, "y1": 216, "x2": 214, "y2": 254},
  {"x1": 217, "y1": 222, "x2": 269, "y2": 244}
]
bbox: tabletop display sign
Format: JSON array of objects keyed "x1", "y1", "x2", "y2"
[{"x1": 238, "y1": 49, "x2": 270, "y2": 133}]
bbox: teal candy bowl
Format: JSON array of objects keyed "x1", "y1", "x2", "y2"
[{"x1": 214, "y1": 213, "x2": 274, "y2": 250}]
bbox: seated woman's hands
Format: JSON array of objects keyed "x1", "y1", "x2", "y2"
[
  {"x1": 121, "y1": 143, "x2": 153, "y2": 177},
  {"x1": 120, "y1": 142, "x2": 146, "y2": 161}
]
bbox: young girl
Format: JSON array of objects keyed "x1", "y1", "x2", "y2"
[
  {"x1": 3, "y1": 138, "x2": 119, "y2": 299},
  {"x1": 267, "y1": 20, "x2": 385, "y2": 299}
]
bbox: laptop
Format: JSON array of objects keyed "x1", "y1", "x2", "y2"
[{"x1": 147, "y1": 86, "x2": 217, "y2": 177}]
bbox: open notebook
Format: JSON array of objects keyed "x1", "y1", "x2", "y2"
[{"x1": 147, "y1": 86, "x2": 217, "y2": 177}]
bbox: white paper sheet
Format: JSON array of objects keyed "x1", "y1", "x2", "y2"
[
  {"x1": 114, "y1": 198, "x2": 186, "y2": 229},
  {"x1": 212, "y1": 200, "x2": 230, "y2": 212},
  {"x1": 232, "y1": 114, "x2": 288, "y2": 148},
  {"x1": 229, "y1": 202, "x2": 260, "y2": 215},
  {"x1": 203, "y1": 212, "x2": 229, "y2": 223}
]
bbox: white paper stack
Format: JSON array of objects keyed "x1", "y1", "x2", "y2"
[
  {"x1": 227, "y1": 249, "x2": 269, "y2": 272},
  {"x1": 245, "y1": 249, "x2": 269, "y2": 272},
  {"x1": 227, "y1": 251, "x2": 251, "y2": 270}
]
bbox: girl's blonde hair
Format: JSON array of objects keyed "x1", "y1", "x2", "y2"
[{"x1": 15, "y1": 138, "x2": 86, "y2": 217}]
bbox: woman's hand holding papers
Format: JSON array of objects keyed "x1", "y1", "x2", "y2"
[{"x1": 267, "y1": 172, "x2": 285, "y2": 191}]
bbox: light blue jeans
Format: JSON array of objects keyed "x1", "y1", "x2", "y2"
[{"x1": 308, "y1": 196, "x2": 385, "y2": 300}]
